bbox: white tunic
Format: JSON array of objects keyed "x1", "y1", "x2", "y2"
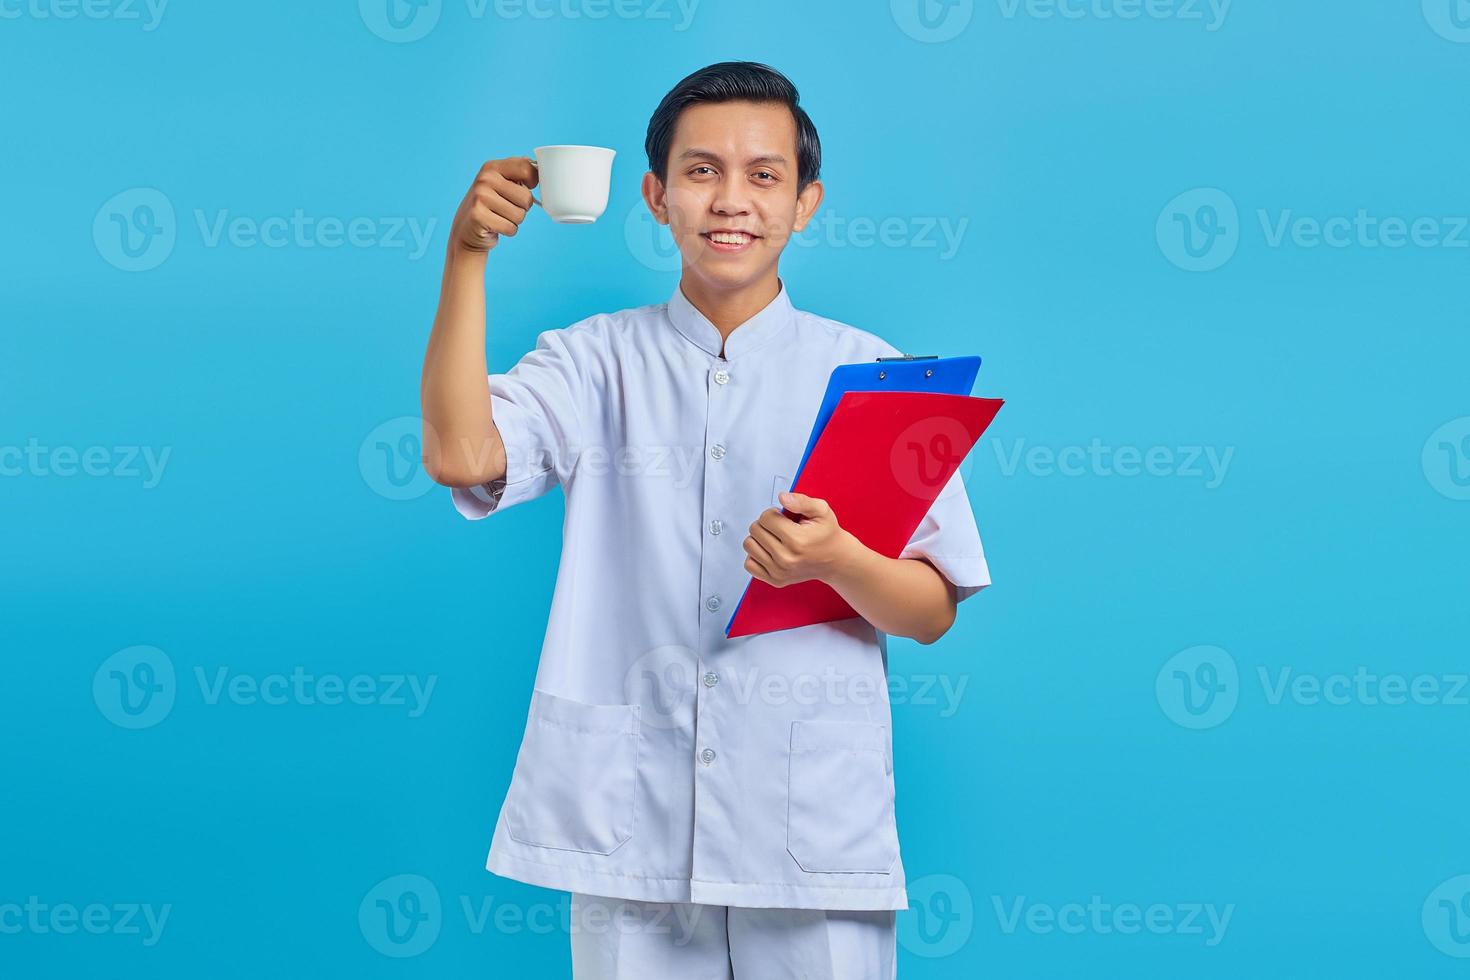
[{"x1": 452, "y1": 279, "x2": 991, "y2": 911}]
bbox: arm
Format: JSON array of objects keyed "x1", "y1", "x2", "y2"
[
  {"x1": 743, "y1": 492, "x2": 958, "y2": 645},
  {"x1": 824, "y1": 539, "x2": 956, "y2": 645},
  {"x1": 420, "y1": 157, "x2": 539, "y2": 488}
]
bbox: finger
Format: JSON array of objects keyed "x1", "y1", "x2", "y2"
[
  {"x1": 747, "y1": 524, "x2": 789, "y2": 566},
  {"x1": 480, "y1": 188, "x2": 528, "y2": 225},
  {"x1": 744, "y1": 555, "x2": 776, "y2": 586},
  {"x1": 742, "y1": 533, "x2": 778, "y2": 572},
  {"x1": 484, "y1": 170, "x2": 536, "y2": 211},
  {"x1": 471, "y1": 207, "x2": 518, "y2": 240},
  {"x1": 755, "y1": 508, "x2": 796, "y2": 544},
  {"x1": 780, "y1": 492, "x2": 829, "y2": 519},
  {"x1": 487, "y1": 156, "x2": 539, "y2": 190},
  {"x1": 480, "y1": 213, "x2": 518, "y2": 241}
]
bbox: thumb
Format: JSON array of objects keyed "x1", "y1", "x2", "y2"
[{"x1": 779, "y1": 491, "x2": 830, "y2": 519}]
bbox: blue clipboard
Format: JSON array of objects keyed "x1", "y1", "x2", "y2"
[
  {"x1": 725, "y1": 353, "x2": 982, "y2": 637},
  {"x1": 790, "y1": 354, "x2": 981, "y2": 483}
]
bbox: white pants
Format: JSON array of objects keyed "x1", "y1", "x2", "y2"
[{"x1": 569, "y1": 892, "x2": 898, "y2": 980}]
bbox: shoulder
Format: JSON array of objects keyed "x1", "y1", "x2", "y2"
[
  {"x1": 530, "y1": 300, "x2": 663, "y2": 353},
  {"x1": 790, "y1": 306, "x2": 904, "y2": 360}
]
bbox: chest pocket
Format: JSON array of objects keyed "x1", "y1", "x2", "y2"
[
  {"x1": 771, "y1": 473, "x2": 794, "y2": 508},
  {"x1": 785, "y1": 720, "x2": 899, "y2": 874},
  {"x1": 504, "y1": 690, "x2": 641, "y2": 855}
]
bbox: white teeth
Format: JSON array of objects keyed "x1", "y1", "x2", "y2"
[{"x1": 709, "y1": 232, "x2": 751, "y2": 245}]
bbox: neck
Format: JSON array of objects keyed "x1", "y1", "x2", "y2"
[{"x1": 678, "y1": 270, "x2": 781, "y2": 350}]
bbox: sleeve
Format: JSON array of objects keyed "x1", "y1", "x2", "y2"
[
  {"x1": 898, "y1": 467, "x2": 992, "y2": 604},
  {"x1": 450, "y1": 326, "x2": 586, "y2": 520}
]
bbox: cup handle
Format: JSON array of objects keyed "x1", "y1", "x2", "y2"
[{"x1": 527, "y1": 157, "x2": 542, "y2": 209}]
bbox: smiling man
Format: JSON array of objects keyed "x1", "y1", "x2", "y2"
[{"x1": 419, "y1": 61, "x2": 992, "y2": 979}]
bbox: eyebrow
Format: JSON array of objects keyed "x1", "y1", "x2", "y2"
[{"x1": 677, "y1": 148, "x2": 789, "y2": 168}]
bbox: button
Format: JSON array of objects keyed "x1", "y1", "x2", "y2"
[
  {"x1": 714, "y1": 369, "x2": 730, "y2": 385},
  {"x1": 700, "y1": 748, "x2": 717, "y2": 765},
  {"x1": 703, "y1": 671, "x2": 719, "y2": 688},
  {"x1": 705, "y1": 594, "x2": 721, "y2": 612},
  {"x1": 708, "y1": 519, "x2": 723, "y2": 536},
  {"x1": 709, "y1": 443, "x2": 726, "y2": 460}
]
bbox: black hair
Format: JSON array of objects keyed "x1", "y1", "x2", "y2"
[{"x1": 645, "y1": 61, "x2": 822, "y2": 193}]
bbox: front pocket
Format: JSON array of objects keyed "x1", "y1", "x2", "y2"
[
  {"x1": 504, "y1": 690, "x2": 640, "y2": 855},
  {"x1": 786, "y1": 720, "x2": 899, "y2": 874}
]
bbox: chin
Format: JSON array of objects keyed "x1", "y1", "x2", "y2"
[{"x1": 682, "y1": 255, "x2": 772, "y2": 292}]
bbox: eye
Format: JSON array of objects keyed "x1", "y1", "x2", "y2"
[
  {"x1": 689, "y1": 165, "x2": 717, "y2": 177},
  {"x1": 753, "y1": 171, "x2": 777, "y2": 182}
]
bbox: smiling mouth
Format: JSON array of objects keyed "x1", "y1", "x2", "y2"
[{"x1": 701, "y1": 231, "x2": 758, "y2": 250}]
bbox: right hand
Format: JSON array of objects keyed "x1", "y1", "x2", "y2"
[{"x1": 450, "y1": 157, "x2": 539, "y2": 255}]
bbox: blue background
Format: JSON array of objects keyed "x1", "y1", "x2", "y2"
[{"x1": 5, "y1": 0, "x2": 1470, "y2": 976}]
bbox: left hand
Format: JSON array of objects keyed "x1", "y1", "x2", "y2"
[{"x1": 742, "y1": 492, "x2": 856, "y2": 588}]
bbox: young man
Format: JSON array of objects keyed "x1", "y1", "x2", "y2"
[{"x1": 420, "y1": 62, "x2": 990, "y2": 979}]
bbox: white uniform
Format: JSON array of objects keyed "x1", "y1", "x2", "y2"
[
  {"x1": 452, "y1": 279, "x2": 990, "y2": 923},
  {"x1": 567, "y1": 891, "x2": 896, "y2": 980}
]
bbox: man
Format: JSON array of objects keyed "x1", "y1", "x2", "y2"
[{"x1": 420, "y1": 61, "x2": 991, "y2": 979}]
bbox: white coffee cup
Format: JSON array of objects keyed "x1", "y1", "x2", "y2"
[{"x1": 531, "y1": 145, "x2": 616, "y2": 224}]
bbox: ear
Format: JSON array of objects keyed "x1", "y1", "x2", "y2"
[
  {"x1": 641, "y1": 171, "x2": 669, "y2": 226},
  {"x1": 792, "y1": 179, "x2": 824, "y2": 234}
]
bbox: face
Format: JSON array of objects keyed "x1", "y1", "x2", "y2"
[{"x1": 642, "y1": 100, "x2": 824, "y2": 294}]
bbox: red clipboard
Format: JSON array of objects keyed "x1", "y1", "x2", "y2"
[{"x1": 725, "y1": 390, "x2": 1004, "y2": 638}]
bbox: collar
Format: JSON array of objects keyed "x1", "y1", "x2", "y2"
[{"x1": 665, "y1": 278, "x2": 796, "y2": 360}]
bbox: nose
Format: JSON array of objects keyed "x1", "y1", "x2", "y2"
[{"x1": 710, "y1": 173, "x2": 753, "y2": 220}]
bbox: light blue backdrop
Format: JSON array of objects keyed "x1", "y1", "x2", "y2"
[{"x1": 5, "y1": 1, "x2": 1470, "y2": 976}]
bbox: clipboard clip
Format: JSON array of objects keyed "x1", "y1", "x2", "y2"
[{"x1": 875, "y1": 354, "x2": 938, "y2": 361}]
